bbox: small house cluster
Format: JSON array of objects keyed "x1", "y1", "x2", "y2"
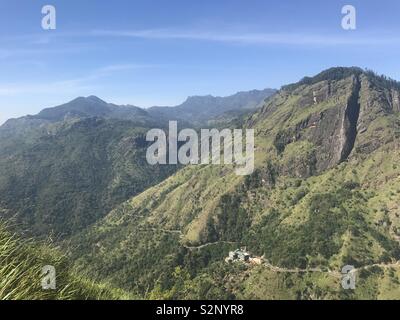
[{"x1": 225, "y1": 247, "x2": 264, "y2": 265}]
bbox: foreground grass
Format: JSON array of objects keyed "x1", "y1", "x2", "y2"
[{"x1": 0, "y1": 224, "x2": 133, "y2": 300}]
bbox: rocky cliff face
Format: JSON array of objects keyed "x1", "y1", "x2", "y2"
[{"x1": 254, "y1": 69, "x2": 400, "y2": 178}]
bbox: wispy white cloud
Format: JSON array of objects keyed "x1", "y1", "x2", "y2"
[
  {"x1": 0, "y1": 78, "x2": 93, "y2": 96},
  {"x1": 0, "y1": 46, "x2": 90, "y2": 61},
  {"x1": 90, "y1": 28, "x2": 400, "y2": 46},
  {"x1": 3, "y1": 28, "x2": 399, "y2": 51},
  {"x1": 96, "y1": 64, "x2": 156, "y2": 73},
  {"x1": 0, "y1": 64, "x2": 155, "y2": 96}
]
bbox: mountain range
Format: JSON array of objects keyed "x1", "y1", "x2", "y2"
[
  {"x1": 0, "y1": 88, "x2": 274, "y2": 238},
  {"x1": 1, "y1": 88, "x2": 275, "y2": 132},
  {"x1": 1, "y1": 67, "x2": 400, "y2": 299}
]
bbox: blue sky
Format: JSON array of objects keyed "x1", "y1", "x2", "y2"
[{"x1": 0, "y1": 0, "x2": 400, "y2": 124}]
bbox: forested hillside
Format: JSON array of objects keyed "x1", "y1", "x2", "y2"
[
  {"x1": 70, "y1": 68, "x2": 400, "y2": 299},
  {"x1": 2, "y1": 68, "x2": 400, "y2": 299}
]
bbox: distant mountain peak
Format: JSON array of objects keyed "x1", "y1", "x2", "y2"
[
  {"x1": 85, "y1": 95, "x2": 108, "y2": 104},
  {"x1": 70, "y1": 95, "x2": 108, "y2": 105}
]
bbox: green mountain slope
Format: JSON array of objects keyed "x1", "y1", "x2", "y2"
[
  {"x1": 0, "y1": 117, "x2": 177, "y2": 237},
  {"x1": 71, "y1": 67, "x2": 400, "y2": 299}
]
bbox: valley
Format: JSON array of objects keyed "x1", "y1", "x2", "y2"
[{"x1": 2, "y1": 67, "x2": 400, "y2": 299}]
